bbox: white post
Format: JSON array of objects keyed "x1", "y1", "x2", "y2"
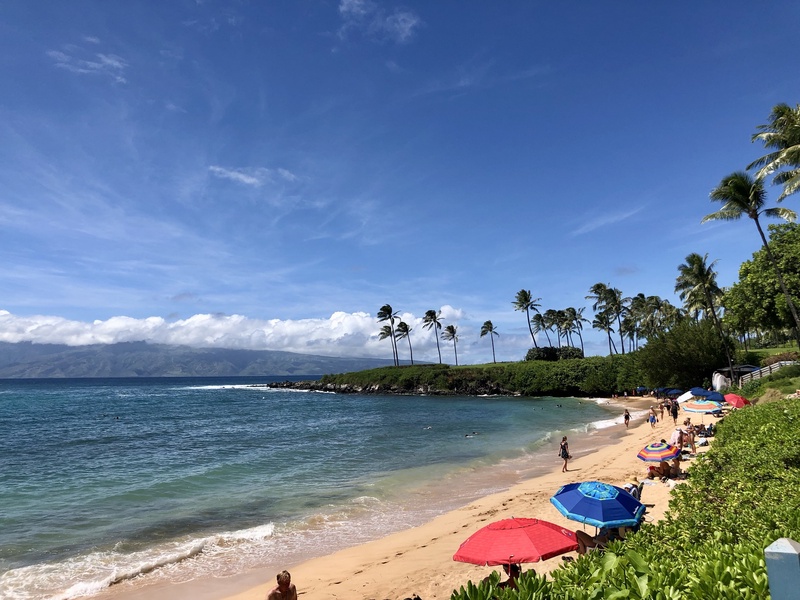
[{"x1": 765, "y1": 538, "x2": 800, "y2": 600}]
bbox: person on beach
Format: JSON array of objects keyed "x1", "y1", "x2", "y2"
[
  {"x1": 498, "y1": 563, "x2": 522, "y2": 589},
  {"x1": 670, "y1": 399, "x2": 679, "y2": 424},
  {"x1": 575, "y1": 527, "x2": 617, "y2": 554},
  {"x1": 559, "y1": 436, "x2": 570, "y2": 472},
  {"x1": 267, "y1": 570, "x2": 297, "y2": 600},
  {"x1": 648, "y1": 406, "x2": 657, "y2": 428},
  {"x1": 623, "y1": 409, "x2": 631, "y2": 428},
  {"x1": 659, "y1": 400, "x2": 666, "y2": 421}
]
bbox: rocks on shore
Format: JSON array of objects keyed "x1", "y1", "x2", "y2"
[{"x1": 261, "y1": 380, "x2": 512, "y2": 396}]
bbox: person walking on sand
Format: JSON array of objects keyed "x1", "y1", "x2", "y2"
[
  {"x1": 267, "y1": 570, "x2": 297, "y2": 600},
  {"x1": 623, "y1": 409, "x2": 631, "y2": 428},
  {"x1": 559, "y1": 436, "x2": 570, "y2": 472}
]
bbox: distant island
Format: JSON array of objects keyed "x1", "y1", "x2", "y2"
[{"x1": 0, "y1": 341, "x2": 401, "y2": 378}]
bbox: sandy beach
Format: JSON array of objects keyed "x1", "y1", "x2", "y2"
[{"x1": 104, "y1": 396, "x2": 706, "y2": 600}]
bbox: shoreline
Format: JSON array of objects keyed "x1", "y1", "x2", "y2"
[{"x1": 97, "y1": 395, "x2": 696, "y2": 600}]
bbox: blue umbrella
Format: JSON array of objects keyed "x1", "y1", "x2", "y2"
[
  {"x1": 705, "y1": 391, "x2": 724, "y2": 402},
  {"x1": 690, "y1": 387, "x2": 710, "y2": 397},
  {"x1": 550, "y1": 481, "x2": 646, "y2": 530}
]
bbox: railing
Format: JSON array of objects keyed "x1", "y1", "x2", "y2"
[{"x1": 739, "y1": 361, "x2": 799, "y2": 385}]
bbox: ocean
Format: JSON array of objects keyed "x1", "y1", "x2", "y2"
[{"x1": 0, "y1": 377, "x2": 626, "y2": 600}]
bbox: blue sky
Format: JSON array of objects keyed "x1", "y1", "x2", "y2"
[{"x1": 1, "y1": 1, "x2": 799, "y2": 364}]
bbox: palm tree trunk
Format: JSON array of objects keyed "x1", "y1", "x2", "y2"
[
  {"x1": 407, "y1": 338, "x2": 414, "y2": 365},
  {"x1": 526, "y1": 309, "x2": 538, "y2": 348},
  {"x1": 390, "y1": 325, "x2": 398, "y2": 366},
  {"x1": 490, "y1": 336, "x2": 496, "y2": 363},
  {"x1": 755, "y1": 218, "x2": 800, "y2": 348},
  {"x1": 616, "y1": 314, "x2": 625, "y2": 355},
  {"x1": 704, "y1": 289, "x2": 736, "y2": 385}
]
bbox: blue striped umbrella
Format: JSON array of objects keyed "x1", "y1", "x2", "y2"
[{"x1": 550, "y1": 481, "x2": 646, "y2": 530}]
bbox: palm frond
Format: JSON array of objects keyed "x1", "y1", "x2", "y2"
[
  {"x1": 701, "y1": 209, "x2": 742, "y2": 223},
  {"x1": 762, "y1": 207, "x2": 797, "y2": 222}
]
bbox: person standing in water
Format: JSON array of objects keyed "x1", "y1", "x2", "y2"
[{"x1": 559, "y1": 436, "x2": 570, "y2": 472}]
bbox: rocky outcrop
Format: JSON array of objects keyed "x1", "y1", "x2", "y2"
[{"x1": 262, "y1": 380, "x2": 515, "y2": 396}]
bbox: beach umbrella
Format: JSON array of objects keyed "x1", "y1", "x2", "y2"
[
  {"x1": 637, "y1": 441, "x2": 680, "y2": 462},
  {"x1": 723, "y1": 393, "x2": 751, "y2": 409},
  {"x1": 676, "y1": 390, "x2": 694, "y2": 403},
  {"x1": 682, "y1": 399, "x2": 724, "y2": 414},
  {"x1": 683, "y1": 399, "x2": 724, "y2": 423},
  {"x1": 690, "y1": 387, "x2": 710, "y2": 397},
  {"x1": 705, "y1": 391, "x2": 725, "y2": 402},
  {"x1": 452, "y1": 517, "x2": 578, "y2": 566},
  {"x1": 550, "y1": 481, "x2": 646, "y2": 530}
]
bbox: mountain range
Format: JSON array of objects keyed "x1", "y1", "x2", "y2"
[{"x1": 0, "y1": 341, "x2": 398, "y2": 378}]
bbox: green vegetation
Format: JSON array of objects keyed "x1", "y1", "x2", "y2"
[
  {"x1": 449, "y1": 398, "x2": 800, "y2": 600},
  {"x1": 724, "y1": 223, "x2": 800, "y2": 348},
  {"x1": 320, "y1": 354, "x2": 642, "y2": 397}
]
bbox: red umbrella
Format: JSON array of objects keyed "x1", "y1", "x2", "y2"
[
  {"x1": 723, "y1": 393, "x2": 751, "y2": 409},
  {"x1": 453, "y1": 517, "x2": 578, "y2": 566}
]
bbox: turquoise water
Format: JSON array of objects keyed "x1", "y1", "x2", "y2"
[{"x1": 0, "y1": 377, "x2": 621, "y2": 600}]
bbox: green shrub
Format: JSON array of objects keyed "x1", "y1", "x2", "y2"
[
  {"x1": 557, "y1": 347, "x2": 584, "y2": 360},
  {"x1": 524, "y1": 347, "x2": 559, "y2": 362}
]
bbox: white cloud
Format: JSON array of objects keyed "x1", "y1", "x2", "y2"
[
  {"x1": 208, "y1": 166, "x2": 299, "y2": 188},
  {"x1": 47, "y1": 47, "x2": 128, "y2": 84},
  {"x1": 208, "y1": 166, "x2": 264, "y2": 187},
  {"x1": 338, "y1": 0, "x2": 421, "y2": 44},
  {"x1": 0, "y1": 306, "x2": 532, "y2": 363},
  {"x1": 570, "y1": 206, "x2": 645, "y2": 236},
  {"x1": 277, "y1": 168, "x2": 298, "y2": 182}
]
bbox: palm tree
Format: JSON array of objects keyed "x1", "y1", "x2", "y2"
[
  {"x1": 530, "y1": 312, "x2": 552, "y2": 346},
  {"x1": 377, "y1": 304, "x2": 400, "y2": 366},
  {"x1": 586, "y1": 283, "x2": 615, "y2": 354},
  {"x1": 395, "y1": 321, "x2": 413, "y2": 365},
  {"x1": 675, "y1": 252, "x2": 736, "y2": 380},
  {"x1": 512, "y1": 289, "x2": 541, "y2": 348},
  {"x1": 566, "y1": 306, "x2": 589, "y2": 355},
  {"x1": 378, "y1": 325, "x2": 395, "y2": 363},
  {"x1": 748, "y1": 103, "x2": 800, "y2": 201},
  {"x1": 480, "y1": 320, "x2": 499, "y2": 363},
  {"x1": 422, "y1": 309, "x2": 443, "y2": 364},
  {"x1": 586, "y1": 283, "x2": 628, "y2": 354},
  {"x1": 441, "y1": 324, "x2": 459, "y2": 366},
  {"x1": 543, "y1": 309, "x2": 561, "y2": 347},
  {"x1": 704, "y1": 171, "x2": 800, "y2": 347},
  {"x1": 592, "y1": 312, "x2": 617, "y2": 356}
]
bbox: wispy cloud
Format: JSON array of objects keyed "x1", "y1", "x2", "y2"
[
  {"x1": 411, "y1": 59, "x2": 548, "y2": 99},
  {"x1": 209, "y1": 166, "x2": 264, "y2": 187},
  {"x1": 338, "y1": 0, "x2": 421, "y2": 44},
  {"x1": 570, "y1": 206, "x2": 645, "y2": 236},
  {"x1": 46, "y1": 42, "x2": 128, "y2": 84},
  {"x1": 208, "y1": 166, "x2": 299, "y2": 187}
]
